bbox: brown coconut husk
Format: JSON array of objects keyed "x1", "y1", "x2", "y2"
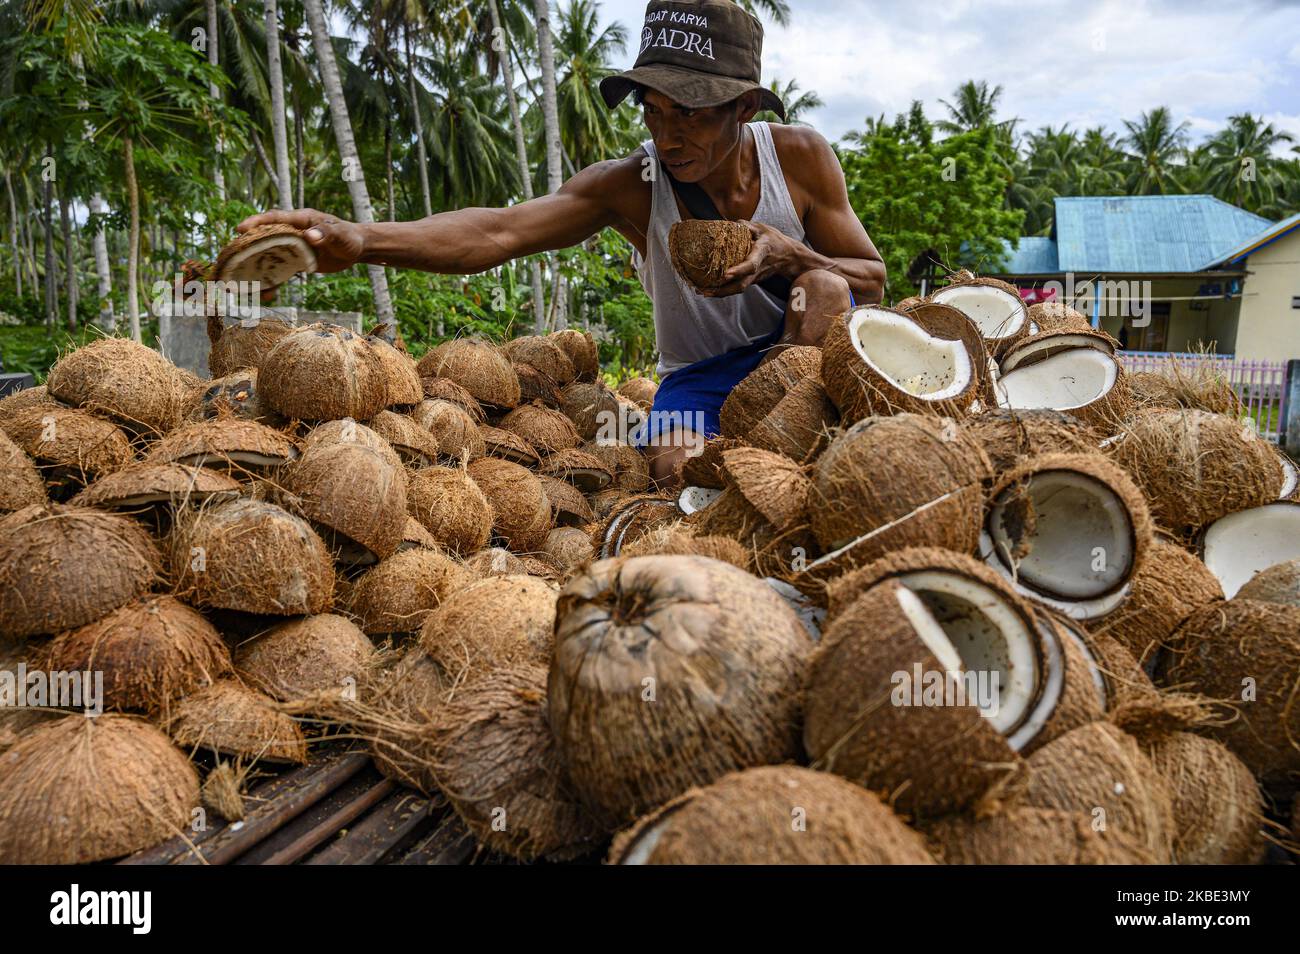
[
  {"x1": 822, "y1": 303, "x2": 991, "y2": 422},
  {"x1": 0, "y1": 429, "x2": 47, "y2": 514},
  {"x1": 169, "y1": 498, "x2": 334, "y2": 616},
  {"x1": 366, "y1": 334, "x2": 423, "y2": 407},
  {"x1": 416, "y1": 339, "x2": 520, "y2": 410},
  {"x1": 0, "y1": 504, "x2": 161, "y2": 639},
  {"x1": 748, "y1": 374, "x2": 839, "y2": 463},
  {"x1": 300, "y1": 418, "x2": 402, "y2": 471},
  {"x1": 1106, "y1": 408, "x2": 1281, "y2": 533},
  {"x1": 411, "y1": 399, "x2": 486, "y2": 460},
  {"x1": 617, "y1": 376, "x2": 658, "y2": 412},
  {"x1": 549, "y1": 329, "x2": 600, "y2": 382},
  {"x1": 43, "y1": 596, "x2": 231, "y2": 716},
  {"x1": 279, "y1": 439, "x2": 407, "y2": 563},
  {"x1": 1080, "y1": 629, "x2": 1212, "y2": 740},
  {"x1": 201, "y1": 760, "x2": 251, "y2": 822},
  {"x1": 543, "y1": 527, "x2": 595, "y2": 572},
  {"x1": 997, "y1": 340, "x2": 1133, "y2": 429},
  {"x1": 499, "y1": 401, "x2": 581, "y2": 455},
  {"x1": 344, "y1": 547, "x2": 471, "y2": 635},
  {"x1": 1236, "y1": 559, "x2": 1300, "y2": 607},
  {"x1": 0, "y1": 714, "x2": 199, "y2": 864},
  {"x1": 583, "y1": 440, "x2": 650, "y2": 493},
  {"x1": 924, "y1": 806, "x2": 1159, "y2": 864},
  {"x1": 1162, "y1": 598, "x2": 1300, "y2": 786},
  {"x1": 234, "y1": 613, "x2": 376, "y2": 702},
  {"x1": 963, "y1": 408, "x2": 1101, "y2": 474},
  {"x1": 558, "y1": 380, "x2": 621, "y2": 441},
  {"x1": 502, "y1": 336, "x2": 577, "y2": 387},
  {"x1": 165, "y1": 678, "x2": 308, "y2": 764},
  {"x1": 1146, "y1": 730, "x2": 1265, "y2": 864},
  {"x1": 419, "y1": 376, "x2": 487, "y2": 422},
  {"x1": 259, "y1": 323, "x2": 389, "y2": 421},
  {"x1": 719, "y1": 345, "x2": 822, "y2": 438},
  {"x1": 588, "y1": 487, "x2": 632, "y2": 520},
  {"x1": 619, "y1": 522, "x2": 752, "y2": 571},
  {"x1": 1088, "y1": 537, "x2": 1223, "y2": 667},
  {"x1": 213, "y1": 223, "x2": 314, "y2": 288},
  {"x1": 365, "y1": 410, "x2": 439, "y2": 466},
  {"x1": 428, "y1": 664, "x2": 604, "y2": 860},
  {"x1": 182, "y1": 369, "x2": 285, "y2": 427},
  {"x1": 70, "y1": 461, "x2": 241, "y2": 512},
  {"x1": 548, "y1": 555, "x2": 811, "y2": 827},
  {"x1": 538, "y1": 474, "x2": 594, "y2": 527},
  {"x1": 675, "y1": 436, "x2": 737, "y2": 489},
  {"x1": 419, "y1": 574, "x2": 557, "y2": 691},
  {"x1": 1, "y1": 405, "x2": 134, "y2": 494},
  {"x1": 398, "y1": 515, "x2": 439, "y2": 552},
  {"x1": 520, "y1": 553, "x2": 566, "y2": 582},
  {"x1": 365, "y1": 645, "x2": 451, "y2": 792},
  {"x1": 513, "y1": 363, "x2": 563, "y2": 408},
  {"x1": 594, "y1": 493, "x2": 682, "y2": 558},
  {"x1": 479, "y1": 424, "x2": 541, "y2": 467},
  {"x1": 1027, "y1": 300, "x2": 1094, "y2": 335},
  {"x1": 0, "y1": 384, "x2": 63, "y2": 417},
  {"x1": 667, "y1": 219, "x2": 753, "y2": 290},
  {"x1": 808, "y1": 414, "x2": 990, "y2": 568},
  {"x1": 467, "y1": 457, "x2": 552, "y2": 552},
  {"x1": 406, "y1": 465, "x2": 493, "y2": 555},
  {"x1": 540, "y1": 447, "x2": 614, "y2": 493},
  {"x1": 931, "y1": 274, "x2": 1031, "y2": 357},
  {"x1": 610, "y1": 765, "x2": 936, "y2": 865},
  {"x1": 207, "y1": 317, "x2": 294, "y2": 378},
  {"x1": 45, "y1": 336, "x2": 187, "y2": 436},
  {"x1": 463, "y1": 546, "x2": 528, "y2": 577},
  {"x1": 1126, "y1": 361, "x2": 1243, "y2": 418},
  {"x1": 147, "y1": 417, "x2": 298, "y2": 475}
]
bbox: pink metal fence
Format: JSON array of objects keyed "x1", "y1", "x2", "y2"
[{"x1": 1117, "y1": 351, "x2": 1287, "y2": 442}]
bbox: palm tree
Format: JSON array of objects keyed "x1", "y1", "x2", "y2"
[
  {"x1": 301, "y1": 0, "x2": 396, "y2": 330},
  {"x1": 1120, "y1": 106, "x2": 1189, "y2": 195},
  {"x1": 264, "y1": 0, "x2": 294, "y2": 209},
  {"x1": 1198, "y1": 114, "x2": 1295, "y2": 212},
  {"x1": 205, "y1": 0, "x2": 226, "y2": 200},
  {"x1": 735, "y1": 0, "x2": 790, "y2": 25},
  {"x1": 553, "y1": 0, "x2": 630, "y2": 170},
  {"x1": 532, "y1": 0, "x2": 566, "y2": 328},
  {"x1": 936, "y1": 80, "x2": 1006, "y2": 134},
  {"x1": 756, "y1": 77, "x2": 822, "y2": 125}
]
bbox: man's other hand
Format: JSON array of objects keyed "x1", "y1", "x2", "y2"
[{"x1": 237, "y1": 209, "x2": 366, "y2": 274}]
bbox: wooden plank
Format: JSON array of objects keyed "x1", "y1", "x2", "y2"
[
  {"x1": 302, "y1": 790, "x2": 440, "y2": 865},
  {"x1": 394, "y1": 811, "x2": 478, "y2": 866},
  {"x1": 256, "y1": 778, "x2": 397, "y2": 866},
  {"x1": 121, "y1": 750, "x2": 371, "y2": 866}
]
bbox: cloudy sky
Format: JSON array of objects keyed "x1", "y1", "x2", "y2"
[{"x1": 595, "y1": 0, "x2": 1300, "y2": 151}]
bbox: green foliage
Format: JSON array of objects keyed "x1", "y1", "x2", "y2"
[{"x1": 0, "y1": 321, "x2": 159, "y2": 382}]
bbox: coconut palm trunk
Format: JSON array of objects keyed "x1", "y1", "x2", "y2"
[
  {"x1": 59, "y1": 187, "x2": 77, "y2": 330},
  {"x1": 123, "y1": 136, "x2": 142, "y2": 342},
  {"x1": 302, "y1": 0, "x2": 395, "y2": 333},
  {"x1": 533, "y1": 0, "x2": 567, "y2": 330},
  {"x1": 41, "y1": 170, "x2": 55, "y2": 330},
  {"x1": 404, "y1": 26, "x2": 432, "y2": 219},
  {"x1": 88, "y1": 194, "x2": 114, "y2": 329},
  {"x1": 264, "y1": 0, "x2": 294, "y2": 210},
  {"x1": 5, "y1": 170, "x2": 20, "y2": 299},
  {"x1": 206, "y1": 0, "x2": 226, "y2": 200}
]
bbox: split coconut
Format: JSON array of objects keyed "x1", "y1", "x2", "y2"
[
  {"x1": 165, "y1": 678, "x2": 308, "y2": 764},
  {"x1": 214, "y1": 223, "x2": 316, "y2": 289},
  {"x1": 667, "y1": 219, "x2": 752, "y2": 290},
  {"x1": 962, "y1": 408, "x2": 1101, "y2": 474},
  {"x1": 45, "y1": 336, "x2": 186, "y2": 435},
  {"x1": 929, "y1": 274, "x2": 1030, "y2": 357},
  {"x1": 416, "y1": 339, "x2": 520, "y2": 411},
  {"x1": 406, "y1": 465, "x2": 494, "y2": 555},
  {"x1": 1199, "y1": 501, "x2": 1300, "y2": 598},
  {"x1": 234, "y1": 614, "x2": 376, "y2": 702},
  {"x1": 996, "y1": 334, "x2": 1131, "y2": 427},
  {"x1": 259, "y1": 323, "x2": 389, "y2": 421},
  {"x1": 501, "y1": 336, "x2": 577, "y2": 387},
  {"x1": 718, "y1": 345, "x2": 822, "y2": 438},
  {"x1": 924, "y1": 806, "x2": 1158, "y2": 865},
  {"x1": 365, "y1": 410, "x2": 440, "y2": 466},
  {"x1": 499, "y1": 401, "x2": 581, "y2": 455},
  {"x1": 70, "y1": 461, "x2": 241, "y2": 513}
]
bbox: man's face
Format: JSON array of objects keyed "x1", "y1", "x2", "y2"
[{"x1": 641, "y1": 89, "x2": 755, "y2": 182}]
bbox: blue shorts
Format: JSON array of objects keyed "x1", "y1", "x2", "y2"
[{"x1": 633, "y1": 291, "x2": 854, "y2": 448}]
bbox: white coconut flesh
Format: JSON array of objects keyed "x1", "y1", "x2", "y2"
[
  {"x1": 931, "y1": 284, "x2": 1027, "y2": 342},
  {"x1": 892, "y1": 575, "x2": 1039, "y2": 735},
  {"x1": 998, "y1": 348, "x2": 1119, "y2": 413},
  {"x1": 1278, "y1": 455, "x2": 1298, "y2": 499},
  {"x1": 765, "y1": 577, "x2": 825, "y2": 641},
  {"x1": 847, "y1": 308, "x2": 972, "y2": 399},
  {"x1": 175, "y1": 450, "x2": 296, "y2": 469},
  {"x1": 979, "y1": 529, "x2": 1130, "y2": 620},
  {"x1": 999, "y1": 333, "x2": 1114, "y2": 375},
  {"x1": 220, "y1": 235, "x2": 316, "y2": 288},
  {"x1": 1202, "y1": 502, "x2": 1300, "y2": 598},
  {"x1": 987, "y1": 471, "x2": 1134, "y2": 601},
  {"x1": 678, "y1": 486, "x2": 722, "y2": 515}
]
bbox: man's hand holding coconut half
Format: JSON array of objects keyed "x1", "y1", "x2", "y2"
[{"x1": 238, "y1": 0, "x2": 885, "y2": 488}]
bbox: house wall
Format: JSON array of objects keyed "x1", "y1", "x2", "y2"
[
  {"x1": 1235, "y1": 231, "x2": 1300, "y2": 362},
  {"x1": 1087, "y1": 278, "x2": 1238, "y2": 353}
]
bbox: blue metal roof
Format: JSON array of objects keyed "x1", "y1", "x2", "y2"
[
  {"x1": 1201, "y1": 209, "x2": 1300, "y2": 269},
  {"x1": 999, "y1": 236, "x2": 1059, "y2": 274}
]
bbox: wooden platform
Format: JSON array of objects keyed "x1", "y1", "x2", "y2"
[{"x1": 119, "y1": 747, "x2": 507, "y2": 866}]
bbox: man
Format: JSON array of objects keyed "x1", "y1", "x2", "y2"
[{"x1": 240, "y1": 0, "x2": 885, "y2": 487}]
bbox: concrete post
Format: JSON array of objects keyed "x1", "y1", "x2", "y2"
[{"x1": 1283, "y1": 359, "x2": 1300, "y2": 459}]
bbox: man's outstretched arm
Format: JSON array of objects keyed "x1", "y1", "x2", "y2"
[{"x1": 237, "y1": 156, "x2": 639, "y2": 276}]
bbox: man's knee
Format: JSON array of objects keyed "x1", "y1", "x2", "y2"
[{"x1": 786, "y1": 268, "x2": 851, "y2": 346}]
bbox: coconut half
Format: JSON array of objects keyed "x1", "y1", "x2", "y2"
[
  {"x1": 45, "y1": 336, "x2": 186, "y2": 435},
  {"x1": 610, "y1": 766, "x2": 935, "y2": 865},
  {"x1": 1, "y1": 405, "x2": 134, "y2": 494},
  {"x1": 207, "y1": 317, "x2": 294, "y2": 378},
  {"x1": 234, "y1": 613, "x2": 375, "y2": 702},
  {"x1": 538, "y1": 447, "x2": 613, "y2": 492},
  {"x1": 165, "y1": 678, "x2": 308, "y2": 764},
  {"x1": 406, "y1": 465, "x2": 493, "y2": 555},
  {"x1": 924, "y1": 807, "x2": 1157, "y2": 865},
  {"x1": 467, "y1": 457, "x2": 552, "y2": 553},
  {"x1": 0, "y1": 429, "x2": 47, "y2": 514},
  {"x1": 479, "y1": 424, "x2": 541, "y2": 467},
  {"x1": 538, "y1": 474, "x2": 594, "y2": 527},
  {"x1": 412, "y1": 399, "x2": 486, "y2": 461},
  {"x1": 344, "y1": 547, "x2": 471, "y2": 635},
  {"x1": 1200, "y1": 501, "x2": 1300, "y2": 598},
  {"x1": 549, "y1": 329, "x2": 600, "y2": 383},
  {"x1": 214, "y1": 223, "x2": 316, "y2": 289},
  {"x1": 930, "y1": 276, "x2": 1030, "y2": 355},
  {"x1": 502, "y1": 336, "x2": 577, "y2": 387},
  {"x1": 417, "y1": 339, "x2": 520, "y2": 411},
  {"x1": 366, "y1": 410, "x2": 439, "y2": 466},
  {"x1": 1235, "y1": 558, "x2": 1300, "y2": 608},
  {"x1": 147, "y1": 418, "x2": 298, "y2": 473},
  {"x1": 259, "y1": 323, "x2": 390, "y2": 422},
  {"x1": 997, "y1": 345, "x2": 1130, "y2": 426},
  {"x1": 70, "y1": 462, "x2": 241, "y2": 511},
  {"x1": 719, "y1": 346, "x2": 821, "y2": 438}
]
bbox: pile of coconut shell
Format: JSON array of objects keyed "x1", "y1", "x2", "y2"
[{"x1": 2, "y1": 269, "x2": 1298, "y2": 867}]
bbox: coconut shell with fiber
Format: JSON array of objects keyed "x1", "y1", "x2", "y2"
[
  {"x1": 1146, "y1": 731, "x2": 1265, "y2": 865},
  {"x1": 583, "y1": 440, "x2": 650, "y2": 493},
  {"x1": 538, "y1": 474, "x2": 594, "y2": 527},
  {"x1": 365, "y1": 410, "x2": 439, "y2": 466},
  {"x1": 165, "y1": 678, "x2": 308, "y2": 764},
  {"x1": 719, "y1": 346, "x2": 821, "y2": 438},
  {"x1": 259, "y1": 323, "x2": 389, "y2": 422},
  {"x1": 0, "y1": 384, "x2": 63, "y2": 417},
  {"x1": 668, "y1": 219, "x2": 753, "y2": 290},
  {"x1": 0, "y1": 429, "x2": 46, "y2": 514},
  {"x1": 207, "y1": 317, "x2": 294, "y2": 378},
  {"x1": 962, "y1": 408, "x2": 1101, "y2": 474},
  {"x1": 147, "y1": 417, "x2": 298, "y2": 474},
  {"x1": 548, "y1": 555, "x2": 811, "y2": 827},
  {"x1": 405, "y1": 465, "x2": 493, "y2": 555},
  {"x1": 544, "y1": 527, "x2": 594, "y2": 572},
  {"x1": 169, "y1": 498, "x2": 333, "y2": 616},
  {"x1": 748, "y1": 374, "x2": 839, "y2": 463},
  {"x1": 463, "y1": 546, "x2": 528, "y2": 578},
  {"x1": 479, "y1": 424, "x2": 540, "y2": 467},
  {"x1": 43, "y1": 596, "x2": 231, "y2": 716},
  {"x1": 617, "y1": 376, "x2": 658, "y2": 412},
  {"x1": 300, "y1": 417, "x2": 401, "y2": 470},
  {"x1": 1, "y1": 405, "x2": 134, "y2": 494},
  {"x1": 0, "y1": 504, "x2": 161, "y2": 640},
  {"x1": 417, "y1": 339, "x2": 520, "y2": 411},
  {"x1": 45, "y1": 337, "x2": 186, "y2": 436},
  {"x1": 549, "y1": 329, "x2": 600, "y2": 382},
  {"x1": 538, "y1": 447, "x2": 613, "y2": 493},
  {"x1": 0, "y1": 714, "x2": 199, "y2": 864},
  {"x1": 1027, "y1": 301, "x2": 1094, "y2": 335},
  {"x1": 183, "y1": 370, "x2": 285, "y2": 427},
  {"x1": 619, "y1": 522, "x2": 751, "y2": 571},
  {"x1": 502, "y1": 336, "x2": 577, "y2": 387},
  {"x1": 344, "y1": 547, "x2": 471, "y2": 635},
  {"x1": 214, "y1": 223, "x2": 315, "y2": 289},
  {"x1": 924, "y1": 807, "x2": 1158, "y2": 865},
  {"x1": 419, "y1": 574, "x2": 557, "y2": 689},
  {"x1": 594, "y1": 494, "x2": 682, "y2": 559},
  {"x1": 499, "y1": 401, "x2": 581, "y2": 455},
  {"x1": 1162, "y1": 598, "x2": 1300, "y2": 786},
  {"x1": 419, "y1": 376, "x2": 486, "y2": 422},
  {"x1": 428, "y1": 664, "x2": 604, "y2": 861},
  {"x1": 366, "y1": 334, "x2": 423, "y2": 407},
  {"x1": 513, "y1": 363, "x2": 563, "y2": 408},
  {"x1": 467, "y1": 457, "x2": 552, "y2": 552},
  {"x1": 279, "y1": 439, "x2": 407, "y2": 564},
  {"x1": 558, "y1": 380, "x2": 621, "y2": 441},
  {"x1": 412, "y1": 399, "x2": 486, "y2": 460},
  {"x1": 610, "y1": 766, "x2": 936, "y2": 865},
  {"x1": 929, "y1": 274, "x2": 1031, "y2": 357},
  {"x1": 234, "y1": 613, "x2": 375, "y2": 702},
  {"x1": 1236, "y1": 559, "x2": 1300, "y2": 608},
  {"x1": 70, "y1": 462, "x2": 241, "y2": 512}
]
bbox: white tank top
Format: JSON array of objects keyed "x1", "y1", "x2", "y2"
[{"x1": 633, "y1": 121, "x2": 807, "y2": 376}]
